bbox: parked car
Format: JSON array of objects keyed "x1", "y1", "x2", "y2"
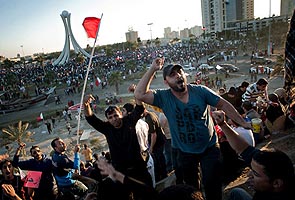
[
  {"x1": 250, "y1": 65, "x2": 274, "y2": 74},
  {"x1": 198, "y1": 63, "x2": 215, "y2": 70},
  {"x1": 207, "y1": 54, "x2": 224, "y2": 64},
  {"x1": 183, "y1": 64, "x2": 195, "y2": 71},
  {"x1": 217, "y1": 63, "x2": 239, "y2": 72},
  {"x1": 251, "y1": 56, "x2": 272, "y2": 65}
]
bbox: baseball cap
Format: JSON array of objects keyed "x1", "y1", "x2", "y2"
[{"x1": 163, "y1": 64, "x2": 183, "y2": 80}]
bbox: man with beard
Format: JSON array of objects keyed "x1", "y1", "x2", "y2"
[
  {"x1": 12, "y1": 143, "x2": 58, "y2": 200},
  {"x1": 212, "y1": 110, "x2": 294, "y2": 200},
  {"x1": 84, "y1": 95, "x2": 153, "y2": 199},
  {"x1": 134, "y1": 58, "x2": 251, "y2": 200}
]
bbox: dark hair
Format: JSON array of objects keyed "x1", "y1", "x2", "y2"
[
  {"x1": 93, "y1": 153, "x2": 99, "y2": 160},
  {"x1": 123, "y1": 103, "x2": 135, "y2": 113},
  {"x1": 85, "y1": 162, "x2": 93, "y2": 168},
  {"x1": 256, "y1": 78, "x2": 268, "y2": 86},
  {"x1": 0, "y1": 159, "x2": 12, "y2": 170},
  {"x1": 30, "y1": 145, "x2": 40, "y2": 154},
  {"x1": 51, "y1": 137, "x2": 61, "y2": 148},
  {"x1": 242, "y1": 101, "x2": 253, "y2": 111},
  {"x1": 104, "y1": 105, "x2": 120, "y2": 117},
  {"x1": 268, "y1": 93, "x2": 279, "y2": 103},
  {"x1": 228, "y1": 87, "x2": 236, "y2": 95},
  {"x1": 241, "y1": 81, "x2": 250, "y2": 88},
  {"x1": 253, "y1": 149, "x2": 295, "y2": 189}
]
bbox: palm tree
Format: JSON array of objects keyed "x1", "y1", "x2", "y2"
[
  {"x1": 2, "y1": 121, "x2": 33, "y2": 156},
  {"x1": 3, "y1": 59, "x2": 14, "y2": 69},
  {"x1": 189, "y1": 34, "x2": 196, "y2": 51},
  {"x1": 125, "y1": 60, "x2": 136, "y2": 74},
  {"x1": 76, "y1": 53, "x2": 85, "y2": 66},
  {"x1": 4, "y1": 72, "x2": 18, "y2": 87},
  {"x1": 108, "y1": 71, "x2": 123, "y2": 95},
  {"x1": 154, "y1": 37, "x2": 161, "y2": 48},
  {"x1": 35, "y1": 54, "x2": 46, "y2": 76},
  {"x1": 146, "y1": 40, "x2": 152, "y2": 47}
]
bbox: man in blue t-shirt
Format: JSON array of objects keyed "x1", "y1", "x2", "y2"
[{"x1": 135, "y1": 58, "x2": 251, "y2": 200}]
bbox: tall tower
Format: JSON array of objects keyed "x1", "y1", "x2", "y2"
[
  {"x1": 53, "y1": 10, "x2": 90, "y2": 66},
  {"x1": 201, "y1": 0, "x2": 226, "y2": 38},
  {"x1": 281, "y1": 0, "x2": 295, "y2": 17}
]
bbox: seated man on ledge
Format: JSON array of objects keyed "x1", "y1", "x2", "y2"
[{"x1": 212, "y1": 110, "x2": 294, "y2": 200}]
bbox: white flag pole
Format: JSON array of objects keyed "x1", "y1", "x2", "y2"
[{"x1": 76, "y1": 13, "x2": 103, "y2": 144}]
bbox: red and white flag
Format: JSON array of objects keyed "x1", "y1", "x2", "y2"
[
  {"x1": 95, "y1": 77, "x2": 101, "y2": 87},
  {"x1": 40, "y1": 113, "x2": 43, "y2": 120},
  {"x1": 82, "y1": 17, "x2": 101, "y2": 39}
]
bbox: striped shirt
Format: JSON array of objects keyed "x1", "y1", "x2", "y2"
[{"x1": 242, "y1": 83, "x2": 267, "y2": 103}]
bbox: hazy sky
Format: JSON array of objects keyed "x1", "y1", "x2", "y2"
[{"x1": 0, "y1": 0, "x2": 281, "y2": 58}]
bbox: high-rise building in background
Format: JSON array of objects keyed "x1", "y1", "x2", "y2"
[
  {"x1": 125, "y1": 27, "x2": 138, "y2": 43},
  {"x1": 201, "y1": 0, "x2": 226, "y2": 38},
  {"x1": 201, "y1": 0, "x2": 254, "y2": 38},
  {"x1": 281, "y1": 0, "x2": 295, "y2": 17},
  {"x1": 242, "y1": 0, "x2": 254, "y2": 20}
]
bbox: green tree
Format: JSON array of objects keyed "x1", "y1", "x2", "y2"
[
  {"x1": 2, "y1": 121, "x2": 34, "y2": 156},
  {"x1": 154, "y1": 37, "x2": 161, "y2": 48},
  {"x1": 3, "y1": 59, "x2": 14, "y2": 69},
  {"x1": 35, "y1": 54, "x2": 46, "y2": 75},
  {"x1": 108, "y1": 71, "x2": 123, "y2": 95},
  {"x1": 137, "y1": 37, "x2": 142, "y2": 47},
  {"x1": 43, "y1": 70, "x2": 56, "y2": 85},
  {"x1": 76, "y1": 53, "x2": 85, "y2": 66},
  {"x1": 4, "y1": 72, "x2": 18, "y2": 87},
  {"x1": 125, "y1": 60, "x2": 136, "y2": 74},
  {"x1": 146, "y1": 40, "x2": 152, "y2": 47},
  {"x1": 189, "y1": 34, "x2": 196, "y2": 51}
]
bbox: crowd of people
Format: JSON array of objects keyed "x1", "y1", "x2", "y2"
[
  {"x1": 1, "y1": 55, "x2": 295, "y2": 200},
  {"x1": 1, "y1": 38, "x2": 243, "y2": 103},
  {"x1": 1, "y1": 12, "x2": 295, "y2": 199}
]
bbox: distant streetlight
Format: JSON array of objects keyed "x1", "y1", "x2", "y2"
[{"x1": 147, "y1": 23, "x2": 153, "y2": 42}]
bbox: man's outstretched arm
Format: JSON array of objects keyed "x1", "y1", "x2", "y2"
[
  {"x1": 135, "y1": 58, "x2": 164, "y2": 105},
  {"x1": 212, "y1": 110, "x2": 250, "y2": 155},
  {"x1": 215, "y1": 98, "x2": 252, "y2": 129}
]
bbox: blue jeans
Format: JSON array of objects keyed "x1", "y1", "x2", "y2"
[
  {"x1": 176, "y1": 144, "x2": 222, "y2": 200},
  {"x1": 228, "y1": 188, "x2": 252, "y2": 200}
]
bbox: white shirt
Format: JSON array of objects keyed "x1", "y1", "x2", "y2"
[
  {"x1": 233, "y1": 126, "x2": 255, "y2": 147},
  {"x1": 135, "y1": 119, "x2": 149, "y2": 152}
]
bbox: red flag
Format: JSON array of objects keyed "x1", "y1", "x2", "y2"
[
  {"x1": 82, "y1": 17, "x2": 101, "y2": 39},
  {"x1": 95, "y1": 77, "x2": 101, "y2": 87}
]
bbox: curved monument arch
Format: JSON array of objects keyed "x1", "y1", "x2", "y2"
[{"x1": 53, "y1": 10, "x2": 90, "y2": 66}]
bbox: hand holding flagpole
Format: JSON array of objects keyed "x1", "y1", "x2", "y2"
[{"x1": 76, "y1": 14, "x2": 103, "y2": 144}]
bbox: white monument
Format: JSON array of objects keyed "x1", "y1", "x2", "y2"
[{"x1": 53, "y1": 10, "x2": 91, "y2": 66}]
